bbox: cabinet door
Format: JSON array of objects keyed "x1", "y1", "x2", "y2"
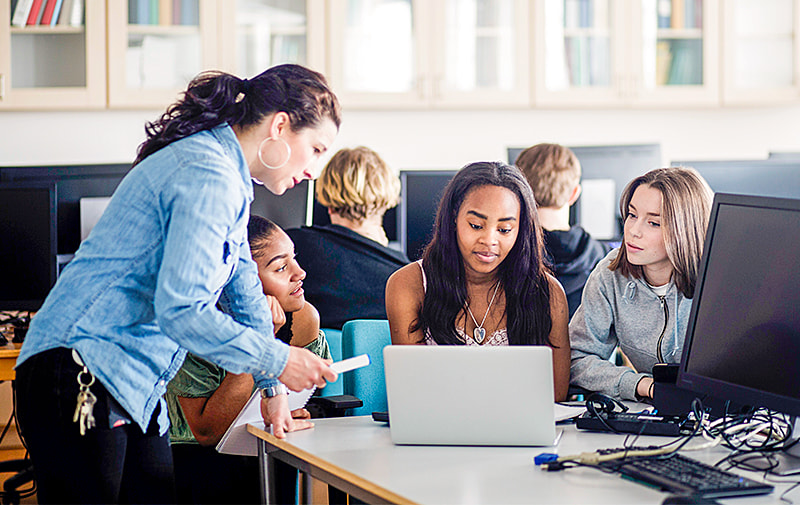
[
  {"x1": 217, "y1": 0, "x2": 326, "y2": 77},
  {"x1": 0, "y1": 0, "x2": 106, "y2": 110},
  {"x1": 722, "y1": 0, "x2": 800, "y2": 105},
  {"x1": 631, "y1": 0, "x2": 719, "y2": 105},
  {"x1": 327, "y1": 0, "x2": 429, "y2": 108},
  {"x1": 107, "y1": 0, "x2": 218, "y2": 109},
  {"x1": 430, "y1": 0, "x2": 530, "y2": 108},
  {"x1": 533, "y1": 0, "x2": 626, "y2": 106}
]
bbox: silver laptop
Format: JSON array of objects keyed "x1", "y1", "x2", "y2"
[{"x1": 383, "y1": 345, "x2": 557, "y2": 446}]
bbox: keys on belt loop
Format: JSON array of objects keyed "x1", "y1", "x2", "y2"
[{"x1": 72, "y1": 349, "x2": 97, "y2": 436}]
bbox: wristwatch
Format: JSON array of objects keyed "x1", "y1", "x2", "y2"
[{"x1": 260, "y1": 384, "x2": 288, "y2": 399}]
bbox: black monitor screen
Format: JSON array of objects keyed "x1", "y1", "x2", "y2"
[
  {"x1": 677, "y1": 193, "x2": 800, "y2": 417},
  {"x1": 1, "y1": 164, "x2": 131, "y2": 255},
  {"x1": 0, "y1": 183, "x2": 58, "y2": 311},
  {"x1": 250, "y1": 180, "x2": 311, "y2": 230},
  {"x1": 398, "y1": 170, "x2": 457, "y2": 261}
]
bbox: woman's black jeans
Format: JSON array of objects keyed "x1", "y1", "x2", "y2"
[{"x1": 15, "y1": 347, "x2": 175, "y2": 504}]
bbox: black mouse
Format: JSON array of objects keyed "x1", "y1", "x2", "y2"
[{"x1": 661, "y1": 494, "x2": 720, "y2": 505}]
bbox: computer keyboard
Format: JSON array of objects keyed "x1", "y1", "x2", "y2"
[{"x1": 602, "y1": 453, "x2": 774, "y2": 499}]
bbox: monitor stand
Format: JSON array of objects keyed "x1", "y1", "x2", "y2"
[{"x1": 772, "y1": 418, "x2": 800, "y2": 476}]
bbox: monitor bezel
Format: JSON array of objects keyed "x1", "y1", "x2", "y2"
[{"x1": 676, "y1": 192, "x2": 800, "y2": 418}]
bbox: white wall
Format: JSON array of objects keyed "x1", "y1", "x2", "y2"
[{"x1": 1, "y1": 104, "x2": 800, "y2": 170}]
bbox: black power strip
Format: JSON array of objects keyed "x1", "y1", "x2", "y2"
[{"x1": 576, "y1": 411, "x2": 689, "y2": 436}]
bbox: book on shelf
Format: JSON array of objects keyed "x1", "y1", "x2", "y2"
[
  {"x1": 159, "y1": 0, "x2": 173, "y2": 25},
  {"x1": 39, "y1": 0, "x2": 58, "y2": 25},
  {"x1": 179, "y1": 0, "x2": 199, "y2": 26},
  {"x1": 149, "y1": 0, "x2": 159, "y2": 24},
  {"x1": 56, "y1": 0, "x2": 72, "y2": 25},
  {"x1": 25, "y1": 0, "x2": 44, "y2": 25},
  {"x1": 68, "y1": 0, "x2": 82, "y2": 26},
  {"x1": 657, "y1": 0, "x2": 671, "y2": 28},
  {"x1": 47, "y1": 0, "x2": 64, "y2": 26},
  {"x1": 656, "y1": 40, "x2": 673, "y2": 86},
  {"x1": 11, "y1": 0, "x2": 34, "y2": 27}
]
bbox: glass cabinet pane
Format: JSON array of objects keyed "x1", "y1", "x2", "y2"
[
  {"x1": 730, "y1": 0, "x2": 793, "y2": 89},
  {"x1": 341, "y1": 0, "x2": 415, "y2": 93},
  {"x1": 9, "y1": 2, "x2": 86, "y2": 89},
  {"x1": 235, "y1": 0, "x2": 308, "y2": 77},
  {"x1": 544, "y1": 0, "x2": 612, "y2": 91},
  {"x1": 642, "y1": 0, "x2": 704, "y2": 88},
  {"x1": 443, "y1": 0, "x2": 518, "y2": 92},
  {"x1": 125, "y1": 0, "x2": 201, "y2": 90}
]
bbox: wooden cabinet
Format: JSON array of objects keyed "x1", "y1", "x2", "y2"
[
  {"x1": 721, "y1": 0, "x2": 800, "y2": 105},
  {"x1": 327, "y1": 0, "x2": 530, "y2": 109},
  {"x1": 0, "y1": 0, "x2": 106, "y2": 110},
  {"x1": 217, "y1": 0, "x2": 326, "y2": 77},
  {"x1": 106, "y1": 0, "x2": 218, "y2": 109},
  {"x1": 533, "y1": 0, "x2": 719, "y2": 107},
  {"x1": 2, "y1": 0, "x2": 800, "y2": 110}
]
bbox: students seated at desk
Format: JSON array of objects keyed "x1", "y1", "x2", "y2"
[
  {"x1": 287, "y1": 146, "x2": 409, "y2": 330},
  {"x1": 386, "y1": 161, "x2": 570, "y2": 402},
  {"x1": 570, "y1": 167, "x2": 712, "y2": 401},
  {"x1": 165, "y1": 216, "x2": 331, "y2": 505},
  {"x1": 514, "y1": 143, "x2": 613, "y2": 318}
]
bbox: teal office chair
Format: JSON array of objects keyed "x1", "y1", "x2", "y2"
[
  {"x1": 340, "y1": 319, "x2": 392, "y2": 417},
  {"x1": 318, "y1": 328, "x2": 343, "y2": 397}
]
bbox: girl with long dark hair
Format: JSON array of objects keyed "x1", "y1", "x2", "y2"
[{"x1": 386, "y1": 161, "x2": 570, "y2": 401}]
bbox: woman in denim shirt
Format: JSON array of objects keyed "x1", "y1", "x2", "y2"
[{"x1": 14, "y1": 64, "x2": 341, "y2": 504}]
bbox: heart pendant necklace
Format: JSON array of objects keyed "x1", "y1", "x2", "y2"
[{"x1": 465, "y1": 282, "x2": 501, "y2": 344}]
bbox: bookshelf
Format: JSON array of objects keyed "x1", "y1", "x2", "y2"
[
  {"x1": 0, "y1": 0, "x2": 105, "y2": 109},
  {"x1": 721, "y1": 0, "x2": 800, "y2": 105},
  {"x1": 533, "y1": 0, "x2": 719, "y2": 107},
  {"x1": 327, "y1": 0, "x2": 530, "y2": 109},
  {"x1": 106, "y1": 0, "x2": 218, "y2": 109}
]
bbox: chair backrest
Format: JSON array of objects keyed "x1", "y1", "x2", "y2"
[
  {"x1": 319, "y1": 328, "x2": 343, "y2": 397},
  {"x1": 341, "y1": 319, "x2": 391, "y2": 416}
]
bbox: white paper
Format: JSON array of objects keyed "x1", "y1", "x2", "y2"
[
  {"x1": 555, "y1": 403, "x2": 587, "y2": 422},
  {"x1": 216, "y1": 354, "x2": 371, "y2": 456}
]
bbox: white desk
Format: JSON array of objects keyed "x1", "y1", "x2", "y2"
[{"x1": 247, "y1": 417, "x2": 795, "y2": 505}]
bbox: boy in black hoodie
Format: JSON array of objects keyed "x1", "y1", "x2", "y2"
[{"x1": 515, "y1": 143, "x2": 613, "y2": 318}]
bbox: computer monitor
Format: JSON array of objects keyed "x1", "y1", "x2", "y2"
[
  {"x1": 398, "y1": 170, "x2": 458, "y2": 261},
  {"x1": 670, "y1": 159, "x2": 800, "y2": 201},
  {"x1": 0, "y1": 164, "x2": 131, "y2": 256},
  {"x1": 250, "y1": 180, "x2": 312, "y2": 230},
  {"x1": 508, "y1": 144, "x2": 663, "y2": 240},
  {"x1": 0, "y1": 182, "x2": 58, "y2": 311},
  {"x1": 677, "y1": 193, "x2": 800, "y2": 473}
]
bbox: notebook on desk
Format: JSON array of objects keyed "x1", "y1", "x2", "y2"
[{"x1": 383, "y1": 345, "x2": 558, "y2": 446}]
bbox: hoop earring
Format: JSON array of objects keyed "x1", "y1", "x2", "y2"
[{"x1": 257, "y1": 137, "x2": 291, "y2": 170}]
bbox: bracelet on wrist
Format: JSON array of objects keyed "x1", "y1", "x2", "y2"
[{"x1": 260, "y1": 384, "x2": 288, "y2": 399}]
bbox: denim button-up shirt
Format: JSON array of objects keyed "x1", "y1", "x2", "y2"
[{"x1": 17, "y1": 124, "x2": 290, "y2": 434}]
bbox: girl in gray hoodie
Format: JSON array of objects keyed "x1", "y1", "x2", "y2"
[{"x1": 569, "y1": 167, "x2": 713, "y2": 401}]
